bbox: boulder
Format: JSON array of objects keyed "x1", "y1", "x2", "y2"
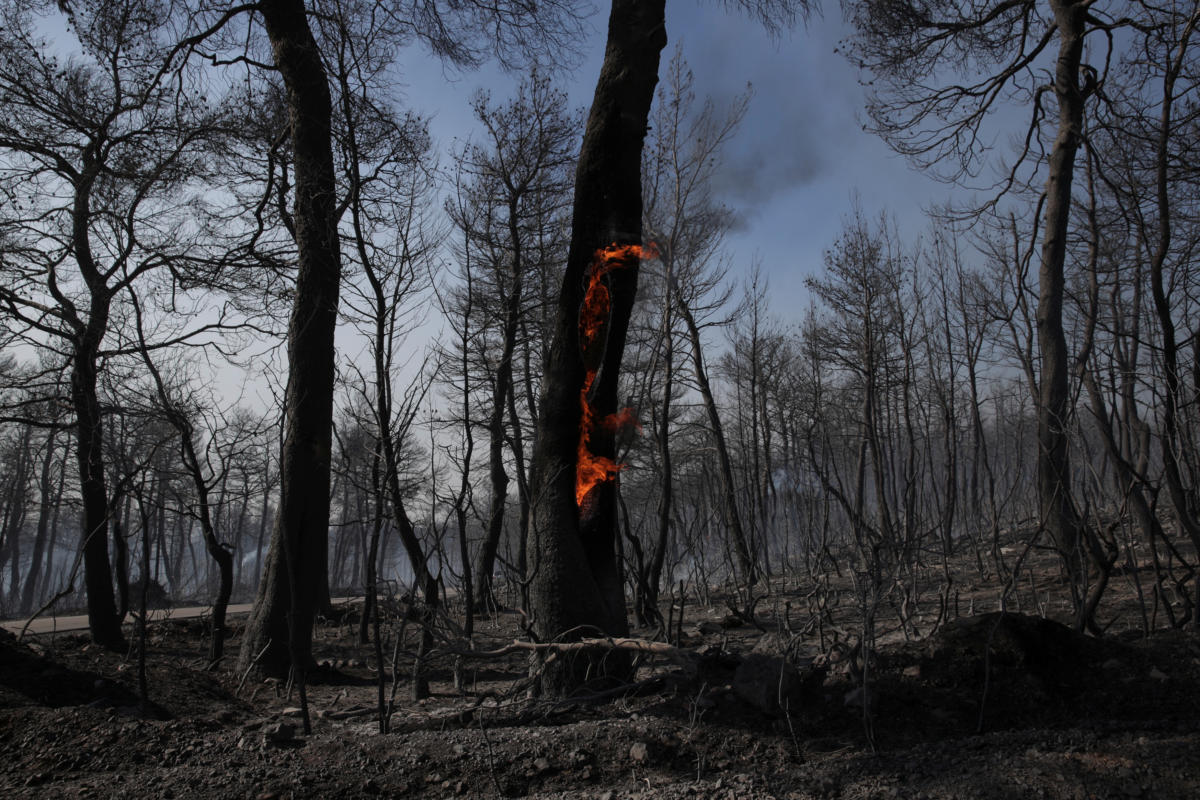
[{"x1": 732, "y1": 652, "x2": 821, "y2": 717}]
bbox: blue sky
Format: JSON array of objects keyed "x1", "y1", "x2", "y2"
[
  {"x1": 400, "y1": 1, "x2": 958, "y2": 316},
  {"x1": 37, "y1": 1, "x2": 959, "y2": 327}
]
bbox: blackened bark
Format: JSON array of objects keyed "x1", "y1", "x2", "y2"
[
  {"x1": 528, "y1": 0, "x2": 667, "y2": 695},
  {"x1": 474, "y1": 199, "x2": 526, "y2": 612},
  {"x1": 474, "y1": 364, "x2": 516, "y2": 613},
  {"x1": 359, "y1": 452, "x2": 382, "y2": 646},
  {"x1": 114, "y1": 515, "x2": 129, "y2": 622},
  {"x1": 676, "y1": 293, "x2": 756, "y2": 586},
  {"x1": 73, "y1": 344, "x2": 123, "y2": 649},
  {"x1": 19, "y1": 427, "x2": 58, "y2": 615},
  {"x1": 1036, "y1": 0, "x2": 1086, "y2": 589},
  {"x1": 2, "y1": 425, "x2": 32, "y2": 609},
  {"x1": 1145, "y1": 13, "x2": 1200, "y2": 595},
  {"x1": 453, "y1": 270, "x2": 476, "y2": 638},
  {"x1": 194, "y1": 473, "x2": 234, "y2": 662},
  {"x1": 238, "y1": 0, "x2": 341, "y2": 678},
  {"x1": 69, "y1": 152, "x2": 123, "y2": 649},
  {"x1": 378, "y1": 311, "x2": 437, "y2": 700},
  {"x1": 642, "y1": 290, "x2": 674, "y2": 627}
]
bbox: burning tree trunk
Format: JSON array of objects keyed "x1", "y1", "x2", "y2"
[{"x1": 527, "y1": 0, "x2": 667, "y2": 696}]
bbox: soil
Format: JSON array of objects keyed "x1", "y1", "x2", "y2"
[{"x1": 3, "y1": 567, "x2": 1200, "y2": 799}]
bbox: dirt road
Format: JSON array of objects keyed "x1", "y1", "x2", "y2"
[
  {"x1": 0, "y1": 603, "x2": 256, "y2": 637},
  {"x1": 1, "y1": 598, "x2": 356, "y2": 638}
]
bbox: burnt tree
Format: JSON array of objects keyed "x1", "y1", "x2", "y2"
[
  {"x1": 238, "y1": 0, "x2": 343, "y2": 678},
  {"x1": 527, "y1": 0, "x2": 667, "y2": 694}
]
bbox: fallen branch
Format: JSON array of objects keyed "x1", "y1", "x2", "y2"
[{"x1": 444, "y1": 635, "x2": 687, "y2": 661}]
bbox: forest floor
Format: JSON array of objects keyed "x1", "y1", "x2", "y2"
[{"x1": 3, "y1": 547, "x2": 1200, "y2": 799}]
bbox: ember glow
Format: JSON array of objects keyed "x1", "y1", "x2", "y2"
[{"x1": 576, "y1": 242, "x2": 658, "y2": 508}]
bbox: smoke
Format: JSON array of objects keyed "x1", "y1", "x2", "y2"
[
  {"x1": 673, "y1": 8, "x2": 862, "y2": 224},
  {"x1": 714, "y1": 129, "x2": 825, "y2": 216}
]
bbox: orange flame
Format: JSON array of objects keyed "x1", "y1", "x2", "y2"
[{"x1": 576, "y1": 242, "x2": 657, "y2": 508}]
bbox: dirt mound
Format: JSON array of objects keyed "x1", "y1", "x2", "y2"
[
  {"x1": 876, "y1": 612, "x2": 1198, "y2": 735},
  {"x1": 0, "y1": 629, "x2": 140, "y2": 711},
  {"x1": 0, "y1": 625, "x2": 245, "y2": 721}
]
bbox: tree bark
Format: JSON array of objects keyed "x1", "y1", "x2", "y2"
[
  {"x1": 69, "y1": 150, "x2": 123, "y2": 648},
  {"x1": 676, "y1": 292, "x2": 756, "y2": 586},
  {"x1": 474, "y1": 217, "x2": 522, "y2": 611},
  {"x1": 238, "y1": 0, "x2": 341, "y2": 678},
  {"x1": 19, "y1": 426, "x2": 59, "y2": 615},
  {"x1": 1144, "y1": 12, "x2": 1200, "y2": 592},
  {"x1": 528, "y1": 0, "x2": 667, "y2": 696},
  {"x1": 644, "y1": 299, "x2": 674, "y2": 627},
  {"x1": 2, "y1": 424, "x2": 32, "y2": 610},
  {"x1": 1036, "y1": 0, "x2": 1087, "y2": 590}
]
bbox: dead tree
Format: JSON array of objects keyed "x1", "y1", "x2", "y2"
[{"x1": 527, "y1": 0, "x2": 669, "y2": 695}]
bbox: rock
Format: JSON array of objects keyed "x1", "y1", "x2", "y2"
[
  {"x1": 629, "y1": 742, "x2": 649, "y2": 763},
  {"x1": 262, "y1": 722, "x2": 296, "y2": 745},
  {"x1": 533, "y1": 757, "x2": 552, "y2": 773},
  {"x1": 902, "y1": 664, "x2": 922, "y2": 678},
  {"x1": 1149, "y1": 666, "x2": 1169, "y2": 682},
  {"x1": 733, "y1": 653, "x2": 820, "y2": 717},
  {"x1": 1102, "y1": 658, "x2": 1123, "y2": 671}
]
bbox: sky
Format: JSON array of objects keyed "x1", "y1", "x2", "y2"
[
  {"x1": 25, "y1": 2, "x2": 972, "y2": 407},
  {"x1": 398, "y1": 0, "x2": 959, "y2": 318}
]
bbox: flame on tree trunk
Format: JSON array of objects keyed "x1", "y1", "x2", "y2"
[
  {"x1": 576, "y1": 243, "x2": 656, "y2": 509},
  {"x1": 527, "y1": 0, "x2": 667, "y2": 697}
]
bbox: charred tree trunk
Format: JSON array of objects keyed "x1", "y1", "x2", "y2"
[
  {"x1": 60, "y1": 143, "x2": 124, "y2": 649},
  {"x1": 474, "y1": 202, "x2": 526, "y2": 612},
  {"x1": 474, "y1": 355, "x2": 515, "y2": 613},
  {"x1": 191, "y1": 472, "x2": 234, "y2": 663},
  {"x1": 1036, "y1": 0, "x2": 1088, "y2": 595},
  {"x1": 505, "y1": 379, "x2": 531, "y2": 607},
  {"x1": 640, "y1": 307, "x2": 675, "y2": 627},
  {"x1": 113, "y1": 512, "x2": 130, "y2": 623},
  {"x1": 676, "y1": 292, "x2": 756, "y2": 587},
  {"x1": 20, "y1": 426, "x2": 59, "y2": 615},
  {"x1": 73, "y1": 344, "x2": 123, "y2": 649},
  {"x1": 527, "y1": 0, "x2": 667, "y2": 696},
  {"x1": 2, "y1": 424, "x2": 32, "y2": 610},
  {"x1": 452, "y1": 267, "x2": 477, "y2": 638},
  {"x1": 1145, "y1": 12, "x2": 1200, "y2": 597},
  {"x1": 238, "y1": 0, "x2": 341, "y2": 678}
]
